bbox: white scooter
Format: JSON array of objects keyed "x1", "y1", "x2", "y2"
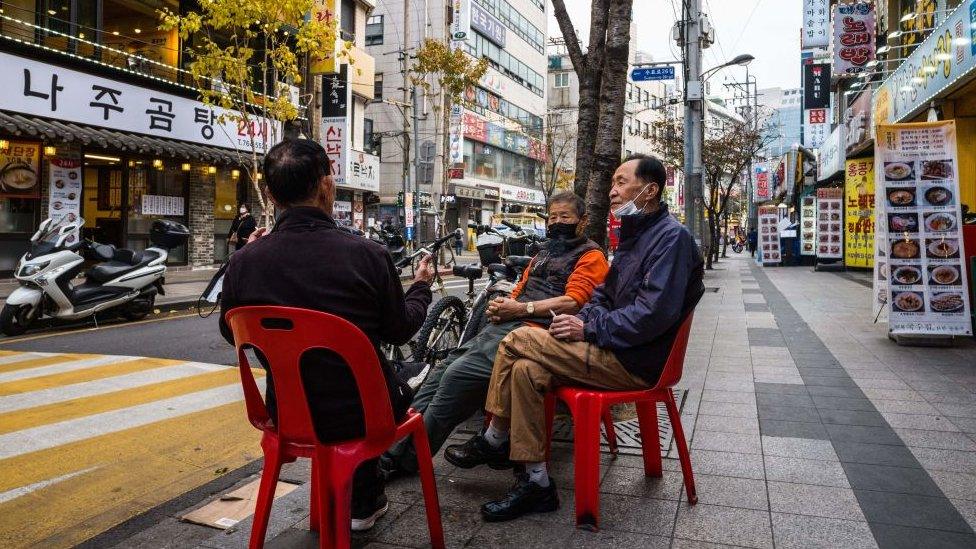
[{"x1": 1, "y1": 217, "x2": 189, "y2": 336}]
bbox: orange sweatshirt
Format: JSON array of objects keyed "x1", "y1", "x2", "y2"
[{"x1": 510, "y1": 249, "x2": 609, "y2": 307}]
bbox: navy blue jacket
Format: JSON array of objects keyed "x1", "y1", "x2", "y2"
[{"x1": 578, "y1": 205, "x2": 704, "y2": 383}]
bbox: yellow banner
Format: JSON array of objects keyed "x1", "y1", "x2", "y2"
[
  {"x1": 310, "y1": 0, "x2": 339, "y2": 75},
  {"x1": 844, "y1": 158, "x2": 875, "y2": 268}
]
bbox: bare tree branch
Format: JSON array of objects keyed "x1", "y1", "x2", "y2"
[{"x1": 551, "y1": 0, "x2": 587, "y2": 75}]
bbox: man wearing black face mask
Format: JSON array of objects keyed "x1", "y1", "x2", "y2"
[{"x1": 379, "y1": 192, "x2": 609, "y2": 479}]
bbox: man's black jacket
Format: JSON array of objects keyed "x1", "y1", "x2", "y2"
[{"x1": 219, "y1": 206, "x2": 431, "y2": 441}]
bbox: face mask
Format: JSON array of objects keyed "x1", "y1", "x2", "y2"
[
  {"x1": 239, "y1": 209, "x2": 248, "y2": 215},
  {"x1": 546, "y1": 222, "x2": 579, "y2": 240},
  {"x1": 613, "y1": 184, "x2": 650, "y2": 218}
]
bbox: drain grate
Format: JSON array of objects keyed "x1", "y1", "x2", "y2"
[{"x1": 458, "y1": 389, "x2": 688, "y2": 457}]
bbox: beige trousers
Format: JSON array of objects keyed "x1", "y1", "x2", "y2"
[{"x1": 485, "y1": 326, "x2": 651, "y2": 462}]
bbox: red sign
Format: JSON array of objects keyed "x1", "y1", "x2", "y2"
[
  {"x1": 755, "y1": 171, "x2": 770, "y2": 201},
  {"x1": 832, "y1": 3, "x2": 875, "y2": 75},
  {"x1": 808, "y1": 108, "x2": 827, "y2": 124}
]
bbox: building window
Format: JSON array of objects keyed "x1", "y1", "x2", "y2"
[
  {"x1": 365, "y1": 15, "x2": 383, "y2": 45},
  {"x1": 340, "y1": 0, "x2": 356, "y2": 40},
  {"x1": 374, "y1": 73, "x2": 383, "y2": 100},
  {"x1": 554, "y1": 72, "x2": 570, "y2": 88},
  {"x1": 364, "y1": 118, "x2": 381, "y2": 156}
]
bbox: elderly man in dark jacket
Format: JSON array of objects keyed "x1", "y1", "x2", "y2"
[
  {"x1": 219, "y1": 139, "x2": 434, "y2": 531},
  {"x1": 445, "y1": 154, "x2": 705, "y2": 522}
]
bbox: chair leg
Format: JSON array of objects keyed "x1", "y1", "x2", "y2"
[
  {"x1": 544, "y1": 393, "x2": 556, "y2": 463},
  {"x1": 601, "y1": 407, "x2": 618, "y2": 455},
  {"x1": 309, "y1": 458, "x2": 320, "y2": 533},
  {"x1": 249, "y1": 446, "x2": 284, "y2": 549},
  {"x1": 411, "y1": 426, "x2": 446, "y2": 549},
  {"x1": 665, "y1": 391, "x2": 697, "y2": 504},
  {"x1": 322, "y1": 467, "x2": 354, "y2": 549},
  {"x1": 571, "y1": 396, "x2": 604, "y2": 531},
  {"x1": 635, "y1": 400, "x2": 663, "y2": 477}
]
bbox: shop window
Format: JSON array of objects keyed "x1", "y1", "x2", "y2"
[
  {"x1": 341, "y1": 0, "x2": 356, "y2": 40},
  {"x1": 213, "y1": 168, "x2": 238, "y2": 262},
  {"x1": 374, "y1": 73, "x2": 383, "y2": 100},
  {"x1": 365, "y1": 15, "x2": 383, "y2": 45},
  {"x1": 0, "y1": 198, "x2": 38, "y2": 234},
  {"x1": 126, "y1": 162, "x2": 188, "y2": 264},
  {"x1": 97, "y1": 169, "x2": 123, "y2": 210},
  {"x1": 473, "y1": 143, "x2": 496, "y2": 179},
  {"x1": 554, "y1": 72, "x2": 570, "y2": 88}
]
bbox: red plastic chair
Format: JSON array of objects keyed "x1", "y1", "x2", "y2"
[
  {"x1": 544, "y1": 312, "x2": 698, "y2": 530},
  {"x1": 225, "y1": 306, "x2": 445, "y2": 549}
]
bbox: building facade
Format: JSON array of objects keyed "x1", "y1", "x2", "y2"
[
  {"x1": 365, "y1": 0, "x2": 548, "y2": 239},
  {"x1": 757, "y1": 87, "x2": 803, "y2": 159}
]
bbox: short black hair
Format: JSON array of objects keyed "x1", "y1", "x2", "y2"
[
  {"x1": 262, "y1": 139, "x2": 332, "y2": 206},
  {"x1": 548, "y1": 191, "x2": 586, "y2": 218},
  {"x1": 238, "y1": 203, "x2": 250, "y2": 213},
  {"x1": 623, "y1": 153, "x2": 667, "y2": 201}
]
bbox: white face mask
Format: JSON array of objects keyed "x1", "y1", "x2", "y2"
[
  {"x1": 613, "y1": 184, "x2": 650, "y2": 218},
  {"x1": 239, "y1": 209, "x2": 248, "y2": 215}
]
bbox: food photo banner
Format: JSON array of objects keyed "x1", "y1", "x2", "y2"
[
  {"x1": 800, "y1": 193, "x2": 817, "y2": 256},
  {"x1": 844, "y1": 158, "x2": 875, "y2": 268},
  {"x1": 815, "y1": 187, "x2": 844, "y2": 260},
  {"x1": 758, "y1": 206, "x2": 782, "y2": 265},
  {"x1": 876, "y1": 120, "x2": 972, "y2": 336}
]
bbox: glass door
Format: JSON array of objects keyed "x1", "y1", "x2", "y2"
[{"x1": 125, "y1": 160, "x2": 188, "y2": 264}]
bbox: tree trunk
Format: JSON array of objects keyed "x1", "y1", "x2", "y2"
[
  {"x1": 721, "y1": 214, "x2": 729, "y2": 257},
  {"x1": 583, "y1": 0, "x2": 632, "y2": 247},
  {"x1": 705, "y1": 214, "x2": 716, "y2": 270}
]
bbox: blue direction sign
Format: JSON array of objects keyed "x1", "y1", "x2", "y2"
[{"x1": 631, "y1": 66, "x2": 675, "y2": 81}]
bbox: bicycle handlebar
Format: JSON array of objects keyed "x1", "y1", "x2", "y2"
[{"x1": 393, "y1": 229, "x2": 462, "y2": 269}]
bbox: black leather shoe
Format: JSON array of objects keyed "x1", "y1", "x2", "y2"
[
  {"x1": 481, "y1": 474, "x2": 559, "y2": 522},
  {"x1": 444, "y1": 434, "x2": 513, "y2": 470}
]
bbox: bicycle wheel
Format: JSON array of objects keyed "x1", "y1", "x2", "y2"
[
  {"x1": 412, "y1": 295, "x2": 466, "y2": 364},
  {"x1": 460, "y1": 290, "x2": 506, "y2": 345}
]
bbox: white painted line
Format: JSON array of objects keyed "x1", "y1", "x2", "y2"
[
  {"x1": 0, "y1": 467, "x2": 98, "y2": 504},
  {"x1": 0, "y1": 379, "x2": 265, "y2": 460},
  {"x1": 0, "y1": 352, "x2": 57, "y2": 365},
  {"x1": 0, "y1": 355, "x2": 138, "y2": 383},
  {"x1": 0, "y1": 362, "x2": 228, "y2": 414}
]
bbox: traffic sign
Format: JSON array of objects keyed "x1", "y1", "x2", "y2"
[{"x1": 631, "y1": 66, "x2": 675, "y2": 81}]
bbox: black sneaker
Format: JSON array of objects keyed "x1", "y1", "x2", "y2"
[
  {"x1": 480, "y1": 474, "x2": 559, "y2": 522},
  {"x1": 393, "y1": 361, "x2": 431, "y2": 394},
  {"x1": 378, "y1": 452, "x2": 416, "y2": 482},
  {"x1": 444, "y1": 433, "x2": 513, "y2": 470},
  {"x1": 351, "y1": 493, "x2": 389, "y2": 531}
]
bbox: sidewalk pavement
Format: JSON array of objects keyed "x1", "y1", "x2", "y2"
[{"x1": 95, "y1": 254, "x2": 976, "y2": 549}]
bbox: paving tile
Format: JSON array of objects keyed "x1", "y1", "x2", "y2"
[
  {"x1": 597, "y1": 494, "x2": 679, "y2": 536},
  {"x1": 932, "y1": 402, "x2": 976, "y2": 419},
  {"x1": 872, "y1": 400, "x2": 941, "y2": 414},
  {"x1": 853, "y1": 378, "x2": 912, "y2": 390},
  {"x1": 909, "y1": 447, "x2": 976, "y2": 474},
  {"x1": 811, "y1": 395, "x2": 878, "y2": 412},
  {"x1": 824, "y1": 424, "x2": 904, "y2": 446},
  {"x1": 831, "y1": 440, "x2": 922, "y2": 468},
  {"x1": 695, "y1": 414, "x2": 760, "y2": 435},
  {"x1": 697, "y1": 400, "x2": 758, "y2": 418},
  {"x1": 701, "y1": 390, "x2": 757, "y2": 405},
  {"x1": 770, "y1": 512, "x2": 876, "y2": 549},
  {"x1": 373, "y1": 504, "x2": 483, "y2": 548},
  {"x1": 689, "y1": 449, "x2": 766, "y2": 480},
  {"x1": 757, "y1": 404, "x2": 821, "y2": 423},
  {"x1": 853, "y1": 490, "x2": 974, "y2": 533},
  {"x1": 691, "y1": 430, "x2": 762, "y2": 454},
  {"x1": 680, "y1": 473, "x2": 769, "y2": 510},
  {"x1": 600, "y1": 464, "x2": 684, "y2": 501},
  {"x1": 929, "y1": 470, "x2": 976, "y2": 501},
  {"x1": 767, "y1": 482, "x2": 866, "y2": 521},
  {"x1": 949, "y1": 416, "x2": 976, "y2": 433},
  {"x1": 753, "y1": 382, "x2": 809, "y2": 396},
  {"x1": 756, "y1": 393, "x2": 816, "y2": 408},
  {"x1": 860, "y1": 388, "x2": 925, "y2": 401},
  {"x1": 806, "y1": 385, "x2": 867, "y2": 399},
  {"x1": 952, "y1": 498, "x2": 976, "y2": 532},
  {"x1": 801, "y1": 376, "x2": 860, "y2": 388},
  {"x1": 763, "y1": 456, "x2": 851, "y2": 488},
  {"x1": 467, "y1": 516, "x2": 576, "y2": 548},
  {"x1": 881, "y1": 412, "x2": 961, "y2": 432},
  {"x1": 566, "y1": 529, "x2": 671, "y2": 548},
  {"x1": 759, "y1": 419, "x2": 829, "y2": 440},
  {"x1": 866, "y1": 522, "x2": 976, "y2": 548},
  {"x1": 761, "y1": 436, "x2": 839, "y2": 461},
  {"x1": 818, "y1": 409, "x2": 887, "y2": 427},
  {"x1": 674, "y1": 503, "x2": 773, "y2": 549},
  {"x1": 841, "y1": 462, "x2": 944, "y2": 497},
  {"x1": 895, "y1": 428, "x2": 976, "y2": 451}
]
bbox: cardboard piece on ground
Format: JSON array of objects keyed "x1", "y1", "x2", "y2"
[{"x1": 181, "y1": 478, "x2": 300, "y2": 529}]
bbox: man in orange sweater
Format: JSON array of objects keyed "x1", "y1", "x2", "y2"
[{"x1": 381, "y1": 191, "x2": 608, "y2": 478}]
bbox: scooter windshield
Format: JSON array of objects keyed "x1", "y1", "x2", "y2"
[{"x1": 36, "y1": 217, "x2": 85, "y2": 246}]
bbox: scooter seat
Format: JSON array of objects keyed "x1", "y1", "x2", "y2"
[
  {"x1": 505, "y1": 255, "x2": 533, "y2": 270},
  {"x1": 452, "y1": 264, "x2": 484, "y2": 281},
  {"x1": 88, "y1": 261, "x2": 141, "y2": 283}
]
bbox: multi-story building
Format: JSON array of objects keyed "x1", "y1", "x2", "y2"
[
  {"x1": 0, "y1": 0, "x2": 376, "y2": 273},
  {"x1": 757, "y1": 87, "x2": 803, "y2": 159},
  {"x1": 365, "y1": 0, "x2": 548, "y2": 238}
]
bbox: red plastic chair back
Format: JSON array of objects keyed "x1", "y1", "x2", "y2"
[
  {"x1": 225, "y1": 306, "x2": 397, "y2": 454},
  {"x1": 652, "y1": 312, "x2": 695, "y2": 390}
]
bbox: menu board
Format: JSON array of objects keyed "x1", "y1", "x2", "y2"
[
  {"x1": 800, "y1": 195, "x2": 817, "y2": 256},
  {"x1": 1, "y1": 141, "x2": 41, "y2": 198},
  {"x1": 47, "y1": 158, "x2": 82, "y2": 226},
  {"x1": 876, "y1": 121, "x2": 972, "y2": 336},
  {"x1": 141, "y1": 194, "x2": 185, "y2": 216},
  {"x1": 758, "y1": 206, "x2": 781, "y2": 265},
  {"x1": 844, "y1": 158, "x2": 875, "y2": 268},
  {"x1": 815, "y1": 187, "x2": 844, "y2": 260}
]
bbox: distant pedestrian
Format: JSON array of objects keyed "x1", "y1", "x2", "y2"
[
  {"x1": 747, "y1": 227, "x2": 758, "y2": 255},
  {"x1": 227, "y1": 204, "x2": 257, "y2": 251},
  {"x1": 454, "y1": 229, "x2": 464, "y2": 256}
]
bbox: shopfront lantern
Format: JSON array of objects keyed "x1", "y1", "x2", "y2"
[
  {"x1": 152, "y1": 158, "x2": 163, "y2": 169},
  {"x1": 231, "y1": 169, "x2": 240, "y2": 179},
  {"x1": 207, "y1": 166, "x2": 217, "y2": 174},
  {"x1": 43, "y1": 146, "x2": 56, "y2": 156},
  {"x1": 181, "y1": 163, "x2": 191, "y2": 171},
  {"x1": 0, "y1": 139, "x2": 9, "y2": 151}
]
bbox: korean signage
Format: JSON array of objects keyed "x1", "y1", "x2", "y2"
[
  {"x1": 803, "y1": 0, "x2": 831, "y2": 48},
  {"x1": 804, "y1": 108, "x2": 830, "y2": 149},
  {"x1": 348, "y1": 150, "x2": 379, "y2": 192},
  {"x1": 451, "y1": 0, "x2": 471, "y2": 42},
  {"x1": 321, "y1": 117, "x2": 347, "y2": 186},
  {"x1": 899, "y1": 0, "x2": 942, "y2": 54},
  {"x1": 310, "y1": 0, "x2": 340, "y2": 74},
  {"x1": 754, "y1": 164, "x2": 771, "y2": 202},
  {"x1": 0, "y1": 141, "x2": 41, "y2": 198},
  {"x1": 322, "y1": 65, "x2": 349, "y2": 118},
  {"x1": 462, "y1": 112, "x2": 545, "y2": 161},
  {"x1": 3, "y1": 52, "x2": 276, "y2": 152},
  {"x1": 815, "y1": 187, "x2": 844, "y2": 260},
  {"x1": 47, "y1": 158, "x2": 82, "y2": 228},
  {"x1": 832, "y1": 2, "x2": 876, "y2": 76},
  {"x1": 449, "y1": 105, "x2": 464, "y2": 165},
  {"x1": 758, "y1": 206, "x2": 782, "y2": 265},
  {"x1": 141, "y1": 194, "x2": 185, "y2": 216},
  {"x1": 631, "y1": 66, "x2": 676, "y2": 81},
  {"x1": 875, "y1": 0, "x2": 976, "y2": 124},
  {"x1": 800, "y1": 194, "x2": 817, "y2": 256},
  {"x1": 844, "y1": 91, "x2": 873, "y2": 155},
  {"x1": 803, "y1": 63, "x2": 831, "y2": 109},
  {"x1": 333, "y1": 200, "x2": 352, "y2": 227},
  {"x1": 470, "y1": 1, "x2": 506, "y2": 47},
  {"x1": 453, "y1": 184, "x2": 485, "y2": 200},
  {"x1": 498, "y1": 183, "x2": 544, "y2": 205},
  {"x1": 817, "y1": 125, "x2": 845, "y2": 181},
  {"x1": 844, "y1": 158, "x2": 875, "y2": 268},
  {"x1": 875, "y1": 120, "x2": 971, "y2": 336}
]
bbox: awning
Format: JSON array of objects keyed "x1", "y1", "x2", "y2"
[{"x1": 0, "y1": 110, "x2": 242, "y2": 164}]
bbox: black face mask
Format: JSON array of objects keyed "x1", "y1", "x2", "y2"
[{"x1": 546, "y1": 222, "x2": 579, "y2": 240}]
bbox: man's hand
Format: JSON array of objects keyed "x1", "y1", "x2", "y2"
[
  {"x1": 550, "y1": 314, "x2": 585, "y2": 342},
  {"x1": 413, "y1": 253, "x2": 435, "y2": 285},
  {"x1": 486, "y1": 297, "x2": 525, "y2": 324},
  {"x1": 247, "y1": 227, "x2": 268, "y2": 244}
]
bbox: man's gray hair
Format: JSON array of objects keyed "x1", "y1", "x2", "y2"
[{"x1": 549, "y1": 191, "x2": 586, "y2": 218}]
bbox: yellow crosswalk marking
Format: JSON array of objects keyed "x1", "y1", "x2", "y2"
[
  {"x1": 0, "y1": 357, "x2": 182, "y2": 396},
  {"x1": 0, "y1": 353, "x2": 92, "y2": 374}
]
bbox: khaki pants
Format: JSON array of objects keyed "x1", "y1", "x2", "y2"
[{"x1": 485, "y1": 326, "x2": 651, "y2": 462}]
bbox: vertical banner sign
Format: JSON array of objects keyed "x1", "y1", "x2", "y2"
[
  {"x1": 322, "y1": 65, "x2": 349, "y2": 118},
  {"x1": 802, "y1": 0, "x2": 831, "y2": 48},
  {"x1": 754, "y1": 164, "x2": 771, "y2": 202},
  {"x1": 844, "y1": 158, "x2": 875, "y2": 268},
  {"x1": 873, "y1": 155, "x2": 890, "y2": 322},
  {"x1": 451, "y1": 0, "x2": 471, "y2": 42},
  {"x1": 321, "y1": 117, "x2": 347, "y2": 186},
  {"x1": 758, "y1": 206, "x2": 782, "y2": 265},
  {"x1": 448, "y1": 104, "x2": 464, "y2": 166},
  {"x1": 876, "y1": 121, "x2": 972, "y2": 336},
  {"x1": 47, "y1": 158, "x2": 82, "y2": 242},
  {"x1": 310, "y1": 0, "x2": 340, "y2": 75},
  {"x1": 800, "y1": 194, "x2": 817, "y2": 256},
  {"x1": 832, "y1": 2, "x2": 876, "y2": 76},
  {"x1": 816, "y1": 187, "x2": 844, "y2": 259},
  {"x1": 803, "y1": 63, "x2": 831, "y2": 109},
  {"x1": 804, "y1": 108, "x2": 830, "y2": 149},
  {"x1": 404, "y1": 192, "x2": 415, "y2": 229}
]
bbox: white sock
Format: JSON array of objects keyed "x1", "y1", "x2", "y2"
[
  {"x1": 526, "y1": 461, "x2": 550, "y2": 487},
  {"x1": 482, "y1": 423, "x2": 509, "y2": 448}
]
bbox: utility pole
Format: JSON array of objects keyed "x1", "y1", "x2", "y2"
[
  {"x1": 682, "y1": 0, "x2": 704, "y2": 244},
  {"x1": 401, "y1": 0, "x2": 412, "y2": 245},
  {"x1": 412, "y1": 85, "x2": 421, "y2": 246}
]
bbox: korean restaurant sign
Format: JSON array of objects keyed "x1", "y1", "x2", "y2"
[
  {"x1": 817, "y1": 125, "x2": 846, "y2": 181},
  {"x1": 321, "y1": 117, "x2": 347, "y2": 187},
  {"x1": 348, "y1": 150, "x2": 379, "y2": 192},
  {"x1": 844, "y1": 90, "x2": 873, "y2": 155},
  {"x1": 802, "y1": 0, "x2": 831, "y2": 48},
  {"x1": 754, "y1": 163, "x2": 772, "y2": 202},
  {"x1": 874, "y1": 0, "x2": 976, "y2": 124},
  {"x1": 844, "y1": 158, "x2": 875, "y2": 268},
  {"x1": 498, "y1": 183, "x2": 544, "y2": 205},
  {"x1": 832, "y1": 2, "x2": 876, "y2": 76},
  {"x1": 1, "y1": 52, "x2": 276, "y2": 152}
]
